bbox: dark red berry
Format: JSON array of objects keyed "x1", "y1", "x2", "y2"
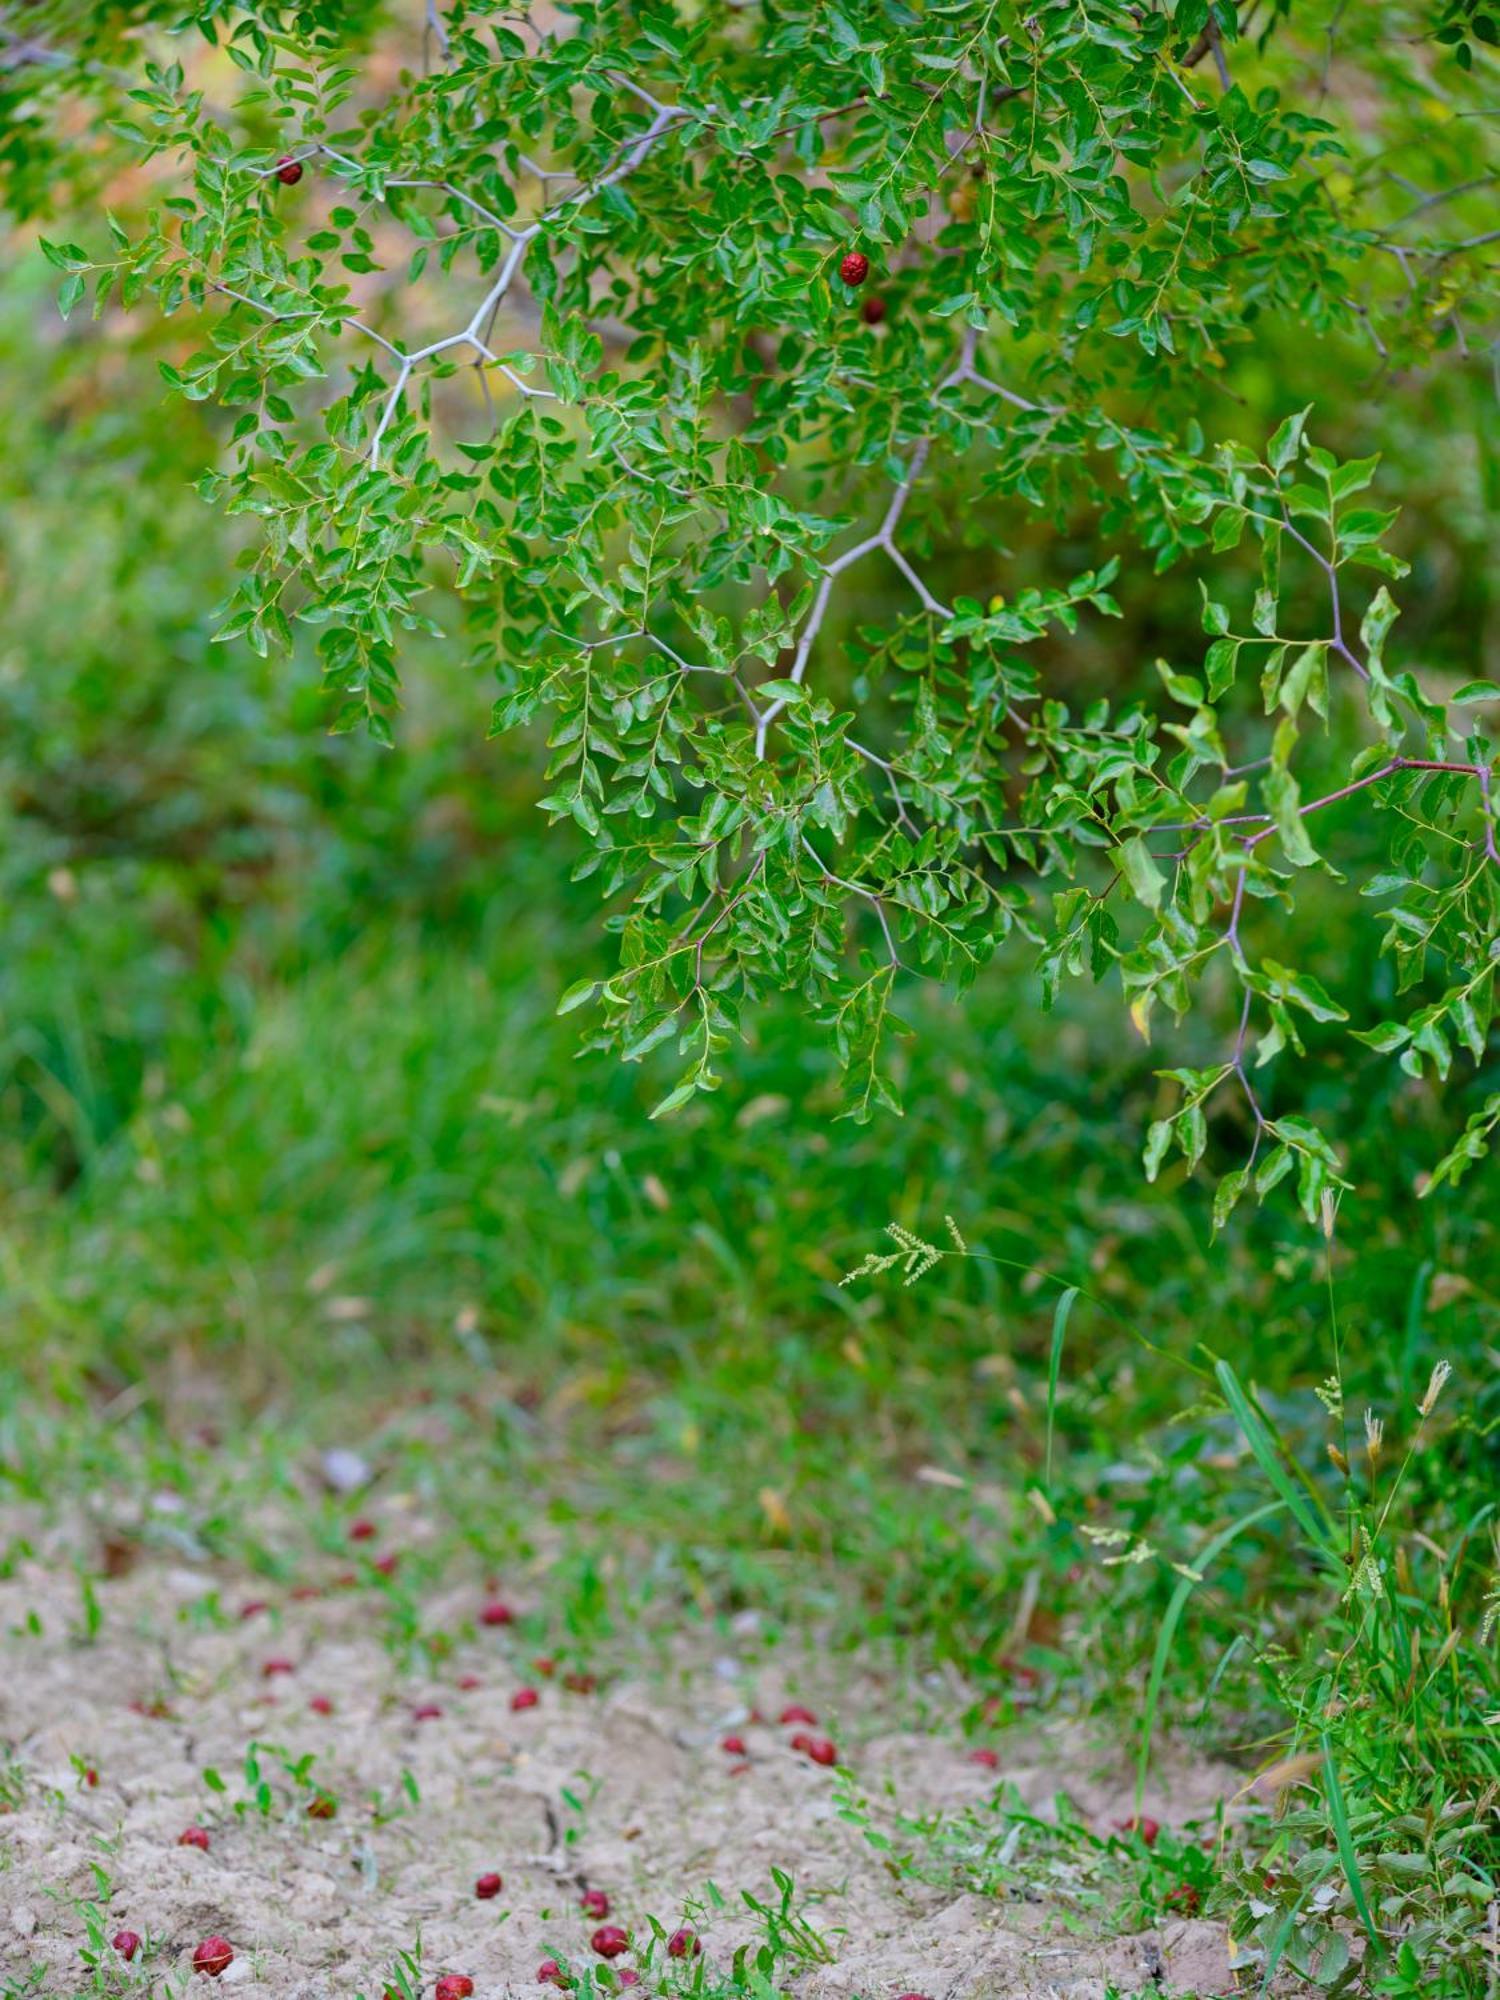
[
  {"x1": 720, "y1": 1734, "x2": 747, "y2": 1756},
  {"x1": 192, "y1": 1937, "x2": 234, "y2": 1977},
  {"x1": 435, "y1": 1980, "x2": 475, "y2": 2000},
  {"x1": 511, "y1": 1687, "x2": 540, "y2": 1712},
  {"x1": 861, "y1": 296, "x2": 886, "y2": 325},
  {"x1": 838, "y1": 250, "x2": 870, "y2": 287},
  {"x1": 779, "y1": 1704, "x2": 817, "y2": 1726},
  {"x1": 591, "y1": 1926, "x2": 630, "y2": 1960},
  {"x1": 581, "y1": 1889, "x2": 610, "y2": 1920},
  {"x1": 111, "y1": 1930, "x2": 142, "y2": 1961},
  {"x1": 178, "y1": 1825, "x2": 211, "y2": 1851},
  {"x1": 475, "y1": 1871, "x2": 503, "y2": 1899},
  {"x1": 480, "y1": 1599, "x2": 514, "y2": 1627},
  {"x1": 538, "y1": 1962, "x2": 569, "y2": 1989},
  {"x1": 667, "y1": 1929, "x2": 700, "y2": 1960},
  {"x1": 793, "y1": 1733, "x2": 838, "y2": 1766},
  {"x1": 276, "y1": 157, "x2": 304, "y2": 186}
]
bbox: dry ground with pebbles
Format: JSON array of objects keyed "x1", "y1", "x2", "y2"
[{"x1": 0, "y1": 1520, "x2": 1237, "y2": 2000}]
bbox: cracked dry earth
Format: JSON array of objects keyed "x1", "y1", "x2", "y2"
[{"x1": 0, "y1": 1528, "x2": 1235, "y2": 2000}]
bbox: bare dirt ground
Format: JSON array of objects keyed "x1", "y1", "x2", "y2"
[{"x1": 0, "y1": 1521, "x2": 1237, "y2": 1999}]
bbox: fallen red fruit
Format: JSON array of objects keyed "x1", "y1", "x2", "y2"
[
  {"x1": 239, "y1": 1599, "x2": 269, "y2": 1619},
  {"x1": 275, "y1": 157, "x2": 304, "y2": 186},
  {"x1": 720, "y1": 1734, "x2": 747, "y2": 1756},
  {"x1": 511, "y1": 1687, "x2": 540, "y2": 1712},
  {"x1": 192, "y1": 1936, "x2": 234, "y2": 1977},
  {"x1": 413, "y1": 1703, "x2": 444, "y2": 1721},
  {"x1": 615, "y1": 1973, "x2": 640, "y2": 1989},
  {"x1": 538, "y1": 1961, "x2": 569, "y2": 1989},
  {"x1": 1164, "y1": 1882, "x2": 1200, "y2": 1915},
  {"x1": 290, "y1": 1584, "x2": 322, "y2": 1601},
  {"x1": 779, "y1": 1704, "x2": 817, "y2": 1725},
  {"x1": 457, "y1": 1673, "x2": 483, "y2": 1691},
  {"x1": 349, "y1": 1517, "x2": 377, "y2": 1541},
  {"x1": 591, "y1": 1925, "x2": 630, "y2": 1959},
  {"x1": 178, "y1": 1825, "x2": 211, "y2": 1850},
  {"x1": 1115, "y1": 1815, "x2": 1161, "y2": 1846},
  {"x1": 563, "y1": 1670, "x2": 598, "y2": 1694},
  {"x1": 793, "y1": 1734, "x2": 838, "y2": 1766},
  {"x1": 667, "y1": 1928, "x2": 701, "y2": 1960},
  {"x1": 475, "y1": 1871, "x2": 503, "y2": 1899},
  {"x1": 373, "y1": 1552, "x2": 400, "y2": 1576},
  {"x1": 309, "y1": 1695, "x2": 334, "y2": 1715},
  {"x1": 262, "y1": 1657, "x2": 295, "y2": 1678},
  {"x1": 306, "y1": 1794, "x2": 337, "y2": 1820},
  {"x1": 480, "y1": 1599, "x2": 514, "y2": 1626},
  {"x1": 111, "y1": 1929, "x2": 142, "y2": 1961},
  {"x1": 728, "y1": 1760, "x2": 750, "y2": 1778},
  {"x1": 580, "y1": 1888, "x2": 611, "y2": 1920},
  {"x1": 895, "y1": 1993, "x2": 934, "y2": 1999},
  {"x1": 84, "y1": 1766, "x2": 98, "y2": 1787},
  {"x1": 838, "y1": 250, "x2": 870, "y2": 287},
  {"x1": 534, "y1": 1655, "x2": 557, "y2": 1677},
  {"x1": 435, "y1": 1979, "x2": 475, "y2": 2000},
  {"x1": 968, "y1": 1749, "x2": 1000, "y2": 1770}
]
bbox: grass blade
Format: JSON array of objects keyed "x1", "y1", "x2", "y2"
[
  {"x1": 1044, "y1": 1285, "x2": 1077, "y2": 1492},
  {"x1": 1214, "y1": 1359, "x2": 1333, "y2": 1559},
  {"x1": 1137, "y1": 1499, "x2": 1285, "y2": 1809},
  {"x1": 1322, "y1": 1732, "x2": 1381, "y2": 1957}
]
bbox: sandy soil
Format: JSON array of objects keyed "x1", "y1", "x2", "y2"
[{"x1": 0, "y1": 1524, "x2": 1237, "y2": 1999}]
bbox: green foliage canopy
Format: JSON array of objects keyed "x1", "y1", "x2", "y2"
[{"x1": 12, "y1": 0, "x2": 1500, "y2": 1218}]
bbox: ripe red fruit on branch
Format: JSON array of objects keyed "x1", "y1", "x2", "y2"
[
  {"x1": 475, "y1": 1871, "x2": 503, "y2": 1899},
  {"x1": 580, "y1": 1889, "x2": 610, "y2": 1920},
  {"x1": 177, "y1": 1825, "x2": 211, "y2": 1850},
  {"x1": 667, "y1": 1929, "x2": 701, "y2": 1959},
  {"x1": 539, "y1": 1961, "x2": 569, "y2": 1988},
  {"x1": 779, "y1": 1704, "x2": 817, "y2": 1725},
  {"x1": 511, "y1": 1686, "x2": 540, "y2": 1711},
  {"x1": 111, "y1": 1930, "x2": 142, "y2": 1961},
  {"x1": 435, "y1": 1979, "x2": 475, "y2": 2000},
  {"x1": 276, "y1": 157, "x2": 304, "y2": 186},
  {"x1": 192, "y1": 1937, "x2": 234, "y2": 1977},
  {"x1": 838, "y1": 250, "x2": 870, "y2": 287},
  {"x1": 861, "y1": 296, "x2": 886, "y2": 325},
  {"x1": 480, "y1": 1598, "x2": 514, "y2": 1626},
  {"x1": 590, "y1": 1925, "x2": 630, "y2": 1959}
]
